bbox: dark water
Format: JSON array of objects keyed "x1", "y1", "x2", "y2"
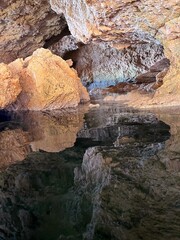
[{"x1": 0, "y1": 104, "x2": 179, "y2": 240}]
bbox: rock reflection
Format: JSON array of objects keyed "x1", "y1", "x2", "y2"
[
  {"x1": 0, "y1": 128, "x2": 31, "y2": 169},
  {"x1": 18, "y1": 108, "x2": 87, "y2": 152},
  {"x1": 0, "y1": 106, "x2": 88, "y2": 169},
  {"x1": 9, "y1": 106, "x2": 87, "y2": 147},
  {"x1": 0, "y1": 105, "x2": 179, "y2": 240},
  {"x1": 156, "y1": 110, "x2": 180, "y2": 172},
  {"x1": 74, "y1": 147, "x2": 112, "y2": 240}
]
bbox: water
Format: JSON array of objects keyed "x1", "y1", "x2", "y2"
[{"x1": 0, "y1": 104, "x2": 179, "y2": 240}]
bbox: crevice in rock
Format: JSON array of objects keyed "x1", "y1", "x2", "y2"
[{"x1": 43, "y1": 26, "x2": 71, "y2": 49}]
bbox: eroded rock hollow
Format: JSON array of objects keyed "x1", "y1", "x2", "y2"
[{"x1": 0, "y1": 0, "x2": 179, "y2": 108}]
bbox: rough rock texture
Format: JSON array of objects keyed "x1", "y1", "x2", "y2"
[
  {"x1": 50, "y1": 0, "x2": 179, "y2": 44},
  {"x1": 156, "y1": 109, "x2": 180, "y2": 172},
  {"x1": 0, "y1": 63, "x2": 22, "y2": 109},
  {"x1": 49, "y1": 35, "x2": 80, "y2": 58},
  {"x1": 50, "y1": 0, "x2": 180, "y2": 105},
  {"x1": 152, "y1": 17, "x2": 180, "y2": 105},
  {"x1": 0, "y1": 0, "x2": 66, "y2": 63},
  {"x1": 6, "y1": 48, "x2": 89, "y2": 110},
  {"x1": 72, "y1": 42, "x2": 164, "y2": 89},
  {"x1": 100, "y1": 58, "x2": 170, "y2": 97}
]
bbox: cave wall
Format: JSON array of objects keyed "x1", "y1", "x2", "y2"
[
  {"x1": 50, "y1": 0, "x2": 180, "y2": 103},
  {"x1": 50, "y1": 0, "x2": 179, "y2": 45},
  {"x1": 0, "y1": 0, "x2": 179, "y2": 106},
  {"x1": 0, "y1": 0, "x2": 66, "y2": 63},
  {"x1": 72, "y1": 42, "x2": 164, "y2": 89}
]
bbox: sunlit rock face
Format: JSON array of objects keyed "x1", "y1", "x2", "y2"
[
  {"x1": 0, "y1": 0, "x2": 66, "y2": 63},
  {"x1": 0, "y1": 64, "x2": 22, "y2": 109},
  {"x1": 50, "y1": 0, "x2": 97, "y2": 43},
  {"x1": 4, "y1": 48, "x2": 89, "y2": 110},
  {"x1": 152, "y1": 17, "x2": 180, "y2": 106}
]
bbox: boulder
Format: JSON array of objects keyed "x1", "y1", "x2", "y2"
[
  {"x1": 0, "y1": 63, "x2": 22, "y2": 109},
  {"x1": 8, "y1": 48, "x2": 89, "y2": 110}
]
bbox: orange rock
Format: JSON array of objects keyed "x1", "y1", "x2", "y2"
[
  {"x1": 0, "y1": 63, "x2": 22, "y2": 109},
  {"x1": 9, "y1": 48, "x2": 90, "y2": 110}
]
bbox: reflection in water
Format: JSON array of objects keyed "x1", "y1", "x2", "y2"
[
  {"x1": 0, "y1": 104, "x2": 179, "y2": 240},
  {"x1": 156, "y1": 110, "x2": 180, "y2": 172},
  {"x1": 0, "y1": 128, "x2": 31, "y2": 169},
  {"x1": 12, "y1": 107, "x2": 88, "y2": 153}
]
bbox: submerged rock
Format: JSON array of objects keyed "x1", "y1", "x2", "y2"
[{"x1": 3, "y1": 48, "x2": 89, "y2": 110}]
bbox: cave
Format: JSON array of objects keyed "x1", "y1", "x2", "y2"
[
  {"x1": 0, "y1": 1, "x2": 179, "y2": 240},
  {"x1": 1, "y1": 0, "x2": 179, "y2": 108}
]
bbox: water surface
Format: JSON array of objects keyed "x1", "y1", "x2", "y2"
[{"x1": 0, "y1": 104, "x2": 179, "y2": 240}]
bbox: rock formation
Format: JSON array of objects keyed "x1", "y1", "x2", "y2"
[
  {"x1": 72, "y1": 42, "x2": 164, "y2": 89},
  {"x1": 0, "y1": 63, "x2": 22, "y2": 108},
  {"x1": 49, "y1": 35, "x2": 80, "y2": 57},
  {"x1": 50, "y1": 0, "x2": 179, "y2": 106},
  {"x1": 0, "y1": 0, "x2": 179, "y2": 107},
  {"x1": 50, "y1": 0, "x2": 179, "y2": 45},
  {"x1": 0, "y1": 0, "x2": 66, "y2": 63},
  {"x1": 152, "y1": 17, "x2": 180, "y2": 105},
  {"x1": 1, "y1": 48, "x2": 89, "y2": 110}
]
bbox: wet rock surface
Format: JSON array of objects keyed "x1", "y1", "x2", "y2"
[{"x1": 0, "y1": 104, "x2": 179, "y2": 240}]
